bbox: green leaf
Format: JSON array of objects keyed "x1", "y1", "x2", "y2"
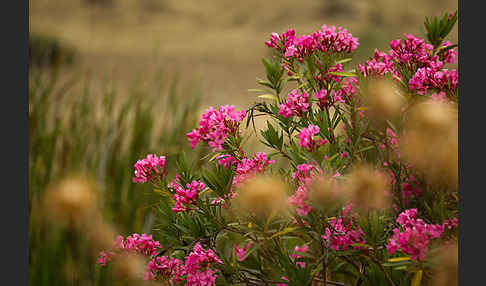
[
  {"x1": 270, "y1": 227, "x2": 298, "y2": 239},
  {"x1": 410, "y1": 270, "x2": 423, "y2": 286},
  {"x1": 327, "y1": 71, "x2": 356, "y2": 77},
  {"x1": 335, "y1": 58, "x2": 353, "y2": 65},
  {"x1": 258, "y1": 94, "x2": 279, "y2": 101},
  {"x1": 388, "y1": 256, "x2": 411, "y2": 262}
]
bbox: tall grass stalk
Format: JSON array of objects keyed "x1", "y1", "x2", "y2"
[{"x1": 29, "y1": 66, "x2": 205, "y2": 286}]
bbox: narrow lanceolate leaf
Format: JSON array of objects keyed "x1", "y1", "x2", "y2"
[
  {"x1": 258, "y1": 94, "x2": 279, "y2": 101},
  {"x1": 388, "y1": 256, "x2": 411, "y2": 262},
  {"x1": 208, "y1": 153, "x2": 221, "y2": 162},
  {"x1": 349, "y1": 243, "x2": 373, "y2": 249},
  {"x1": 248, "y1": 88, "x2": 268, "y2": 93},
  {"x1": 335, "y1": 58, "x2": 353, "y2": 65},
  {"x1": 357, "y1": 145, "x2": 375, "y2": 153},
  {"x1": 270, "y1": 227, "x2": 298, "y2": 239},
  {"x1": 411, "y1": 270, "x2": 423, "y2": 286},
  {"x1": 327, "y1": 71, "x2": 356, "y2": 77},
  {"x1": 154, "y1": 189, "x2": 172, "y2": 198}
]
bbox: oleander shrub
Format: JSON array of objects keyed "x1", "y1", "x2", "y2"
[{"x1": 95, "y1": 11, "x2": 458, "y2": 286}]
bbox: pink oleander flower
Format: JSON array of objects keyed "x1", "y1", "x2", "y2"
[
  {"x1": 133, "y1": 154, "x2": 167, "y2": 184},
  {"x1": 97, "y1": 233, "x2": 162, "y2": 267},
  {"x1": 145, "y1": 256, "x2": 185, "y2": 283},
  {"x1": 442, "y1": 217, "x2": 459, "y2": 230},
  {"x1": 187, "y1": 105, "x2": 246, "y2": 152},
  {"x1": 288, "y1": 164, "x2": 324, "y2": 216},
  {"x1": 438, "y1": 41, "x2": 458, "y2": 64},
  {"x1": 409, "y1": 61, "x2": 457, "y2": 95},
  {"x1": 265, "y1": 29, "x2": 296, "y2": 52},
  {"x1": 233, "y1": 152, "x2": 275, "y2": 187},
  {"x1": 216, "y1": 154, "x2": 238, "y2": 169},
  {"x1": 321, "y1": 217, "x2": 366, "y2": 251},
  {"x1": 401, "y1": 175, "x2": 422, "y2": 204},
  {"x1": 170, "y1": 180, "x2": 206, "y2": 212},
  {"x1": 324, "y1": 64, "x2": 359, "y2": 103},
  {"x1": 431, "y1": 91, "x2": 448, "y2": 103},
  {"x1": 277, "y1": 276, "x2": 290, "y2": 286},
  {"x1": 267, "y1": 25, "x2": 358, "y2": 60},
  {"x1": 291, "y1": 163, "x2": 321, "y2": 186},
  {"x1": 278, "y1": 89, "x2": 309, "y2": 118},
  {"x1": 316, "y1": 24, "x2": 359, "y2": 53},
  {"x1": 342, "y1": 203, "x2": 354, "y2": 217},
  {"x1": 291, "y1": 244, "x2": 309, "y2": 268},
  {"x1": 97, "y1": 251, "x2": 110, "y2": 267},
  {"x1": 288, "y1": 185, "x2": 313, "y2": 216},
  {"x1": 184, "y1": 243, "x2": 224, "y2": 286},
  {"x1": 358, "y1": 49, "x2": 398, "y2": 78},
  {"x1": 314, "y1": 89, "x2": 329, "y2": 109},
  {"x1": 145, "y1": 243, "x2": 223, "y2": 285},
  {"x1": 389, "y1": 34, "x2": 434, "y2": 67},
  {"x1": 298, "y1": 124, "x2": 326, "y2": 151},
  {"x1": 235, "y1": 241, "x2": 253, "y2": 262},
  {"x1": 325, "y1": 63, "x2": 345, "y2": 82},
  {"x1": 387, "y1": 209, "x2": 446, "y2": 261}
]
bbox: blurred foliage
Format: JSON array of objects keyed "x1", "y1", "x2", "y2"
[
  {"x1": 29, "y1": 33, "x2": 77, "y2": 68},
  {"x1": 29, "y1": 64, "x2": 205, "y2": 286}
]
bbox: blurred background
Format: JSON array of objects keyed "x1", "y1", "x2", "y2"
[{"x1": 29, "y1": 0, "x2": 457, "y2": 285}]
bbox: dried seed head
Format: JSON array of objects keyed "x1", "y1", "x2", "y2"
[
  {"x1": 233, "y1": 175, "x2": 289, "y2": 218},
  {"x1": 112, "y1": 252, "x2": 147, "y2": 283},
  {"x1": 406, "y1": 100, "x2": 457, "y2": 138},
  {"x1": 430, "y1": 243, "x2": 458, "y2": 286},
  {"x1": 341, "y1": 164, "x2": 391, "y2": 211},
  {"x1": 363, "y1": 79, "x2": 405, "y2": 125},
  {"x1": 44, "y1": 176, "x2": 99, "y2": 227},
  {"x1": 308, "y1": 174, "x2": 342, "y2": 208},
  {"x1": 401, "y1": 100, "x2": 458, "y2": 189}
]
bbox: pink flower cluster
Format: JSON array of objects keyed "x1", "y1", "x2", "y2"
[
  {"x1": 215, "y1": 154, "x2": 238, "y2": 169},
  {"x1": 409, "y1": 64, "x2": 458, "y2": 95},
  {"x1": 322, "y1": 64, "x2": 360, "y2": 104},
  {"x1": 291, "y1": 244, "x2": 309, "y2": 268},
  {"x1": 438, "y1": 41, "x2": 458, "y2": 64},
  {"x1": 278, "y1": 89, "x2": 309, "y2": 118},
  {"x1": 430, "y1": 91, "x2": 448, "y2": 103},
  {"x1": 211, "y1": 152, "x2": 275, "y2": 207},
  {"x1": 145, "y1": 256, "x2": 185, "y2": 283},
  {"x1": 386, "y1": 209, "x2": 445, "y2": 261},
  {"x1": 235, "y1": 241, "x2": 253, "y2": 262},
  {"x1": 288, "y1": 164, "x2": 322, "y2": 216},
  {"x1": 291, "y1": 163, "x2": 320, "y2": 186},
  {"x1": 358, "y1": 34, "x2": 458, "y2": 96},
  {"x1": 187, "y1": 105, "x2": 246, "y2": 152},
  {"x1": 168, "y1": 179, "x2": 206, "y2": 212},
  {"x1": 321, "y1": 217, "x2": 366, "y2": 251},
  {"x1": 265, "y1": 25, "x2": 358, "y2": 60},
  {"x1": 358, "y1": 49, "x2": 399, "y2": 78},
  {"x1": 133, "y1": 154, "x2": 167, "y2": 184},
  {"x1": 97, "y1": 233, "x2": 162, "y2": 267},
  {"x1": 389, "y1": 34, "x2": 434, "y2": 67},
  {"x1": 298, "y1": 124, "x2": 327, "y2": 151},
  {"x1": 233, "y1": 152, "x2": 275, "y2": 187},
  {"x1": 184, "y1": 243, "x2": 224, "y2": 286},
  {"x1": 401, "y1": 175, "x2": 423, "y2": 204},
  {"x1": 145, "y1": 243, "x2": 224, "y2": 286}
]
